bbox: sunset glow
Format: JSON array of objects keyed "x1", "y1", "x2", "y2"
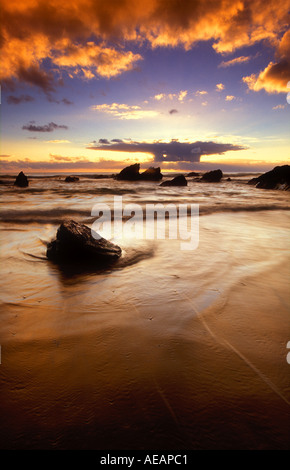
[{"x1": 1, "y1": 0, "x2": 289, "y2": 174}]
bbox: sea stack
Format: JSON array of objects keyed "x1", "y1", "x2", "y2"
[
  {"x1": 47, "y1": 219, "x2": 122, "y2": 265},
  {"x1": 116, "y1": 163, "x2": 163, "y2": 181},
  {"x1": 140, "y1": 167, "x2": 163, "y2": 181},
  {"x1": 14, "y1": 171, "x2": 29, "y2": 187},
  {"x1": 116, "y1": 163, "x2": 140, "y2": 181}
]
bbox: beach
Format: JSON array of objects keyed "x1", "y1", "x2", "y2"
[{"x1": 0, "y1": 175, "x2": 290, "y2": 449}]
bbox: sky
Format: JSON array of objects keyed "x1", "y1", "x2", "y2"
[{"x1": 1, "y1": 0, "x2": 289, "y2": 174}]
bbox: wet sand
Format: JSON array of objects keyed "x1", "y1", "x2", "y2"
[{"x1": 0, "y1": 211, "x2": 289, "y2": 449}]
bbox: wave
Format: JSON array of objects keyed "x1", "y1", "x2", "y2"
[
  {"x1": 0, "y1": 204, "x2": 289, "y2": 224},
  {"x1": 0, "y1": 208, "x2": 91, "y2": 224},
  {"x1": 0, "y1": 187, "x2": 138, "y2": 195},
  {"x1": 199, "y1": 204, "x2": 290, "y2": 216}
]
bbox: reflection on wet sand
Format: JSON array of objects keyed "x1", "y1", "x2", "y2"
[{"x1": 0, "y1": 211, "x2": 289, "y2": 449}]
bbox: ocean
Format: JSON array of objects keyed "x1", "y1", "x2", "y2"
[{"x1": 0, "y1": 172, "x2": 289, "y2": 449}]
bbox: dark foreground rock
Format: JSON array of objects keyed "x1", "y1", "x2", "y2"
[
  {"x1": 201, "y1": 169, "x2": 223, "y2": 182},
  {"x1": 160, "y1": 175, "x2": 187, "y2": 186},
  {"x1": 248, "y1": 165, "x2": 290, "y2": 190},
  {"x1": 65, "y1": 176, "x2": 79, "y2": 182},
  {"x1": 116, "y1": 163, "x2": 163, "y2": 181},
  {"x1": 47, "y1": 219, "x2": 122, "y2": 264},
  {"x1": 14, "y1": 171, "x2": 29, "y2": 187}
]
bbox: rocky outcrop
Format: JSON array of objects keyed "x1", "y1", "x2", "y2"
[
  {"x1": 116, "y1": 163, "x2": 141, "y2": 181},
  {"x1": 116, "y1": 163, "x2": 163, "y2": 181},
  {"x1": 248, "y1": 165, "x2": 290, "y2": 190},
  {"x1": 160, "y1": 175, "x2": 187, "y2": 186},
  {"x1": 187, "y1": 171, "x2": 200, "y2": 177},
  {"x1": 65, "y1": 176, "x2": 79, "y2": 182},
  {"x1": 47, "y1": 219, "x2": 122, "y2": 264},
  {"x1": 201, "y1": 169, "x2": 223, "y2": 182},
  {"x1": 140, "y1": 167, "x2": 163, "y2": 181},
  {"x1": 14, "y1": 171, "x2": 29, "y2": 187}
]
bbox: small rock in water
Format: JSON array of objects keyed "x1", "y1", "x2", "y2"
[
  {"x1": 65, "y1": 176, "x2": 79, "y2": 182},
  {"x1": 14, "y1": 171, "x2": 29, "y2": 187},
  {"x1": 47, "y1": 219, "x2": 122, "y2": 264},
  {"x1": 201, "y1": 169, "x2": 223, "y2": 182},
  {"x1": 160, "y1": 175, "x2": 187, "y2": 186}
]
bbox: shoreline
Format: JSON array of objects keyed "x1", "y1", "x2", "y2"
[{"x1": 0, "y1": 210, "x2": 289, "y2": 450}]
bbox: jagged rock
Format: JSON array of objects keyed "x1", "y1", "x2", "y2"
[
  {"x1": 248, "y1": 165, "x2": 290, "y2": 190},
  {"x1": 140, "y1": 167, "x2": 163, "y2": 181},
  {"x1": 201, "y1": 169, "x2": 223, "y2": 182},
  {"x1": 65, "y1": 176, "x2": 79, "y2": 182},
  {"x1": 47, "y1": 219, "x2": 122, "y2": 264},
  {"x1": 116, "y1": 163, "x2": 163, "y2": 181},
  {"x1": 14, "y1": 171, "x2": 29, "y2": 187},
  {"x1": 160, "y1": 175, "x2": 187, "y2": 186},
  {"x1": 116, "y1": 163, "x2": 140, "y2": 180}
]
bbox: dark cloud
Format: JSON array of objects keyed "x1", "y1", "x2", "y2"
[
  {"x1": 22, "y1": 122, "x2": 68, "y2": 132},
  {"x1": 88, "y1": 139, "x2": 246, "y2": 162},
  {"x1": 17, "y1": 65, "x2": 55, "y2": 93},
  {"x1": 98, "y1": 138, "x2": 110, "y2": 144},
  {"x1": 7, "y1": 94, "x2": 35, "y2": 105},
  {"x1": 47, "y1": 96, "x2": 74, "y2": 105},
  {"x1": 169, "y1": 109, "x2": 178, "y2": 114},
  {"x1": 61, "y1": 98, "x2": 73, "y2": 105}
]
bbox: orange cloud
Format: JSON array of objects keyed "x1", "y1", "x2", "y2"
[
  {"x1": 53, "y1": 42, "x2": 142, "y2": 78},
  {"x1": 91, "y1": 103, "x2": 159, "y2": 120},
  {"x1": 195, "y1": 90, "x2": 208, "y2": 96},
  {"x1": 219, "y1": 56, "x2": 251, "y2": 68},
  {"x1": 216, "y1": 83, "x2": 225, "y2": 91},
  {"x1": 243, "y1": 30, "x2": 290, "y2": 94},
  {"x1": 1, "y1": 0, "x2": 289, "y2": 93},
  {"x1": 154, "y1": 90, "x2": 188, "y2": 101}
]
